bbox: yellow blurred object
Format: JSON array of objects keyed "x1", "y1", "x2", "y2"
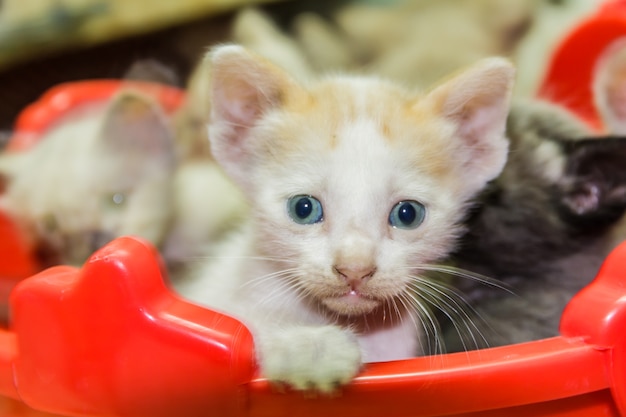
[{"x1": 0, "y1": 0, "x2": 282, "y2": 70}]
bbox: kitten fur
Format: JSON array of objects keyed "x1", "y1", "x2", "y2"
[
  {"x1": 175, "y1": 45, "x2": 515, "y2": 391},
  {"x1": 443, "y1": 99, "x2": 626, "y2": 351}
]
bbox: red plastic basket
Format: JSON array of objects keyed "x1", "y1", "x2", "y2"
[
  {"x1": 0, "y1": 236, "x2": 625, "y2": 417},
  {"x1": 3, "y1": 1, "x2": 626, "y2": 413}
]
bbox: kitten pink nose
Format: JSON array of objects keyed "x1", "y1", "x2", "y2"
[{"x1": 333, "y1": 265, "x2": 376, "y2": 289}]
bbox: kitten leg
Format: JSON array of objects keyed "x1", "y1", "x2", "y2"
[{"x1": 256, "y1": 325, "x2": 362, "y2": 393}]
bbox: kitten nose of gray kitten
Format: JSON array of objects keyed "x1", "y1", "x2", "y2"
[{"x1": 333, "y1": 265, "x2": 376, "y2": 289}]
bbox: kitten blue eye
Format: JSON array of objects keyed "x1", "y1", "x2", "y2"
[
  {"x1": 287, "y1": 195, "x2": 324, "y2": 225},
  {"x1": 389, "y1": 200, "x2": 426, "y2": 229},
  {"x1": 111, "y1": 193, "x2": 125, "y2": 205},
  {"x1": 103, "y1": 192, "x2": 126, "y2": 209}
]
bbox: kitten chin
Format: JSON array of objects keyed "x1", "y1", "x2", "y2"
[{"x1": 175, "y1": 44, "x2": 515, "y2": 392}]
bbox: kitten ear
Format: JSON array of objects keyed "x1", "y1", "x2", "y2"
[
  {"x1": 593, "y1": 38, "x2": 626, "y2": 134},
  {"x1": 99, "y1": 91, "x2": 175, "y2": 168},
  {"x1": 425, "y1": 58, "x2": 515, "y2": 193},
  {"x1": 207, "y1": 44, "x2": 304, "y2": 187},
  {"x1": 558, "y1": 138, "x2": 626, "y2": 228},
  {"x1": 123, "y1": 59, "x2": 181, "y2": 86}
]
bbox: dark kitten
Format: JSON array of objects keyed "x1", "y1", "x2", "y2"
[{"x1": 442, "y1": 100, "x2": 626, "y2": 351}]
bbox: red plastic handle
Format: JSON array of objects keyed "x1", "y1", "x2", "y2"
[
  {"x1": 0, "y1": 211, "x2": 38, "y2": 284},
  {"x1": 4, "y1": 237, "x2": 256, "y2": 417}
]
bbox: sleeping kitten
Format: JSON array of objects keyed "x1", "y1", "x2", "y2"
[
  {"x1": 174, "y1": 45, "x2": 515, "y2": 391},
  {"x1": 442, "y1": 99, "x2": 626, "y2": 351}
]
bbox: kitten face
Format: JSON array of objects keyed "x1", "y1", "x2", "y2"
[
  {"x1": 0, "y1": 92, "x2": 176, "y2": 266},
  {"x1": 249, "y1": 85, "x2": 479, "y2": 317},
  {"x1": 207, "y1": 45, "x2": 515, "y2": 318}
]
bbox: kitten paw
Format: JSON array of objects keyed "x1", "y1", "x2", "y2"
[{"x1": 258, "y1": 325, "x2": 362, "y2": 393}]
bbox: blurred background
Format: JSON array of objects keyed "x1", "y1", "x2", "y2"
[
  {"x1": 0, "y1": 0, "x2": 603, "y2": 132},
  {"x1": 0, "y1": 0, "x2": 354, "y2": 132}
]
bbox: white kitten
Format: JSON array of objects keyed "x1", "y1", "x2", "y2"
[
  {"x1": 175, "y1": 45, "x2": 515, "y2": 392},
  {"x1": 0, "y1": 89, "x2": 247, "y2": 270},
  {"x1": 0, "y1": 92, "x2": 176, "y2": 267}
]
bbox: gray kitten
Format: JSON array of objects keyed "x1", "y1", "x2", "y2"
[{"x1": 443, "y1": 99, "x2": 626, "y2": 351}]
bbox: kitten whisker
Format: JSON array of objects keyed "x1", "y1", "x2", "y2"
[
  {"x1": 391, "y1": 294, "x2": 420, "y2": 339},
  {"x1": 396, "y1": 291, "x2": 442, "y2": 356},
  {"x1": 241, "y1": 267, "x2": 302, "y2": 289},
  {"x1": 188, "y1": 254, "x2": 299, "y2": 264},
  {"x1": 220, "y1": 119, "x2": 254, "y2": 130},
  {"x1": 407, "y1": 277, "x2": 490, "y2": 352},
  {"x1": 408, "y1": 278, "x2": 479, "y2": 326},
  {"x1": 255, "y1": 274, "x2": 308, "y2": 323},
  {"x1": 411, "y1": 264, "x2": 515, "y2": 295}
]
